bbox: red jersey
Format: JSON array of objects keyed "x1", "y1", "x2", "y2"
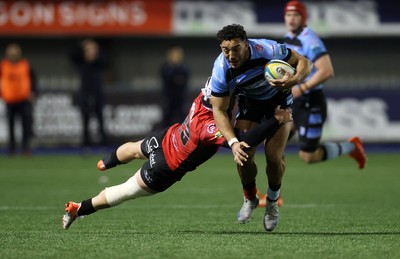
[{"x1": 162, "y1": 93, "x2": 225, "y2": 172}]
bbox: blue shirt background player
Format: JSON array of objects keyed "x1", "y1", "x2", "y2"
[
  {"x1": 283, "y1": 1, "x2": 366, "y2": 169},
  {"x1": 284, "y1": 27, "x2": 327, "y2": 92}
]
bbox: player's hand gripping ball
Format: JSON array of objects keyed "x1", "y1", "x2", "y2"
[{"x1": 264, "y1": 59, "x2": 296, "y2": 80}]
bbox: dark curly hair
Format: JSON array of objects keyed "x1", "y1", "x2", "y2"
[{"x1": 216, "y1": 24, "x2": 248, "y2": 44}]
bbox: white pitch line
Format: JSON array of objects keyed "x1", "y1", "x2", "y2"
[{"x1": 0, "y1": 206, "x2": 56, "y2": 211}]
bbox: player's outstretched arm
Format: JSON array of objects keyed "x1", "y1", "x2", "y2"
[
  {"x1": 223, "y1": 106, "x2": 292, "y2": 149},
  {"x1": 97, "y1": 140, "x2": 146, "y2": 171}
]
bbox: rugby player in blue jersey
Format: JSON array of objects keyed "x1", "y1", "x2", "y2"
[
  {"x1": 283, "y1": 1, "x2": 367, "y2": 168},
  {"x1": 208, "y1": 24, "x2": 312, "y2": 231},
  {"x1": 257, "y1": 0, "x2": 368, "y2": 210}
]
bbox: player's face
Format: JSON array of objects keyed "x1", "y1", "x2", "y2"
[
  {"x1": 220, "y1": 38, "x2": 249, "y2": 69},
  {"x1": 5, "y1": 44, "x2": 22, "y2": 62},
  {"x1": 285, "y1": 11, "x2": 303, "y2": 33},
  {"x1": 83, "y1": 41, "x2": 99, "y2": 62}
]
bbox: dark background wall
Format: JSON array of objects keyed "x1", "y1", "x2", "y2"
[{"x1": 1, "y1": 36, "x2": 399, "y2": 94}]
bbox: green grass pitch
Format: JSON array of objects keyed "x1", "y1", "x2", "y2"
[{"x1": 0, "y1": 151, "x2": 399, "y2": 258}]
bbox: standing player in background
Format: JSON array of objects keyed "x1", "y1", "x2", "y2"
[
  {"x1": 282, "y1": 1, "x2": 367, "y2": 169},
  {"x1": 209, "y1": 24, "x2": 312, "y2": 232},
  {"x1": 62, "y1": 86, "x2": 293, "y2": 230},
  {"x1": 0, "y1": 43, "x2": 37, "y2": 156},
  {"x1": 68, "y1": 39, "x2": 108, "y2": 149},
  {"x1": 160, "y1": 45, "x2": 190, "y2": 128}
]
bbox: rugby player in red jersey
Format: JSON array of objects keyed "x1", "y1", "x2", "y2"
[{"x1": 62, "y1": 86, "x2": 293, "y2": 230}]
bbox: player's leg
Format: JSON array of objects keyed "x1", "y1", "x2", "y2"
[
  {"x1": 97, "y1": 140, "x2": 146, "y2": 171},
  {"x1": 292, "y1": 90, "x2": 324, "y2": 163},
  {"x1": 235, "y1": 95, "x2": 280, "y2": 223},
  {"x1": 94, "y1": 96, "x2": 108, "y2": 146},
  {"x1": 263, "y1": 122, "x2": 291, "y2": 232},
  {"x1": 256, "y1": 190, "x2": 284, "y2": 208},
  {"x1": 300, "y1": 138, "x2": 367, "y2": 168},
  {"x1": 63, "y1": 128, "x2": 174, "y2": 230},
  {"x1": 296, "y1": 94, "x2": 334, "y2": 163},
  {"x1": 63, "y1": 170, "x2": 156, "y2": 230},
  {"x1": 298, "y1": 130, "x2": 367, "y2": 169},
  {"x1": 80, "y1": 101, "x2": 91, "y2": 148},
  {"x1": 234, "y1": 119, "x2": 260, "y2": 223},
  {"x1": 98, "y1": 169, "x2": 157, "y2": 208},
  {"x1": 6, "y1": 104, "x2": 16, "y2": 155},
  {"x1": 20, "y1": 101, "x2": 33, "y2": 154},
  {"x1": 295, "y1": 90, "x2": 367, "y2": 168}
]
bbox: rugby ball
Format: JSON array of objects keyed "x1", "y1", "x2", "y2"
[{"x1": 264, "y1": 60, "x2": 296, "y2": 80}]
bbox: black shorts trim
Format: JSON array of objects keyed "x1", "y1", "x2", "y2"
[
  {"x1": 211, "y1": 90, "x2": 230, "y2": 98},
  {"x1": 312, "y1": 52, "x2": 328, "y2": 63},
  {"x1": 283, "y1": 48, "x2": 292, "y2": 62}
]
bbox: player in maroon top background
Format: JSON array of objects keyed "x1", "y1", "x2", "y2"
[{"x1": 62, "y1": 90, "x2": 292, "y2": 230}]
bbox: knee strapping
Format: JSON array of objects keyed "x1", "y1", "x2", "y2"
[{"x1": 105, "y1": 174, "x2": 152, "y2": 207}]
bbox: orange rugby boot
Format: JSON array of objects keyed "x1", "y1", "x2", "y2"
[
  {"x1": 62, "y1": 201, "x2": 81, "y2": 230},
  {"x1": 257, "y1": 191, "x2": 283, "y2": 208},
  {"x1": 97, "y1": 160, "x2": 106, "y2": 171},
  {"x1": 348, "y1": 136, "x2": 367, "y2": 169}
]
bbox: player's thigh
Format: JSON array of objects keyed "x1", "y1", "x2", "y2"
[
  {"x1": 265, "y1": 122, "x2": 291, "y2": 162},
  {"x1": 140, "y1": 155, "x2": 178, "y2": 193},
  {"x1": 295, "y1": 91, "x2": 327, "y2": 152},
  {"x1": 235, "y1": 119, "x2": 259, "y2": 156},
  {"x1": 117, "y1": 140, "x2": 146, "y2": 160},
  {"x1": 234, "y1": 119, "x2": 258, "y2": 131},
  {"x1": 131, "y1": 140, "x2": 147, "y2": 159}
]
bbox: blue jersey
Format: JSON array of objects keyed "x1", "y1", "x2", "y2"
[
  {"x1": 284, "y1": 27, "x2": 328, "y2": 91},
  {"x1": 209, "y1": 39, "x2": 291, "y2": 101}
]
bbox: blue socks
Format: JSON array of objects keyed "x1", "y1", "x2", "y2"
[{"x1": 322, "y1": 142, "x2": 355, "y2": 161}]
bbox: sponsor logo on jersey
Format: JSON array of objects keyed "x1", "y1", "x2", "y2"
[
  {"x1": 214, "y1": 131, "x2": 223, "y2": 138},
  {"x1": 172, "y1": 134, "x2": 179, "y2": 151},
  {"x1": 207, "y1": 123, "x2": 217, "y2": 134},
  {"x1": 179, "y1": 120, "x2": 190, "y2": 145},
  {"x1": 278, "y1": 44, "x2": 288, "y2": 56},
  {"x1": 235, "y1": 74, "x2": 247, "y2": 84},
  {"x1": 255, "y1": 44, "x2": 264, "y2": 53}
]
